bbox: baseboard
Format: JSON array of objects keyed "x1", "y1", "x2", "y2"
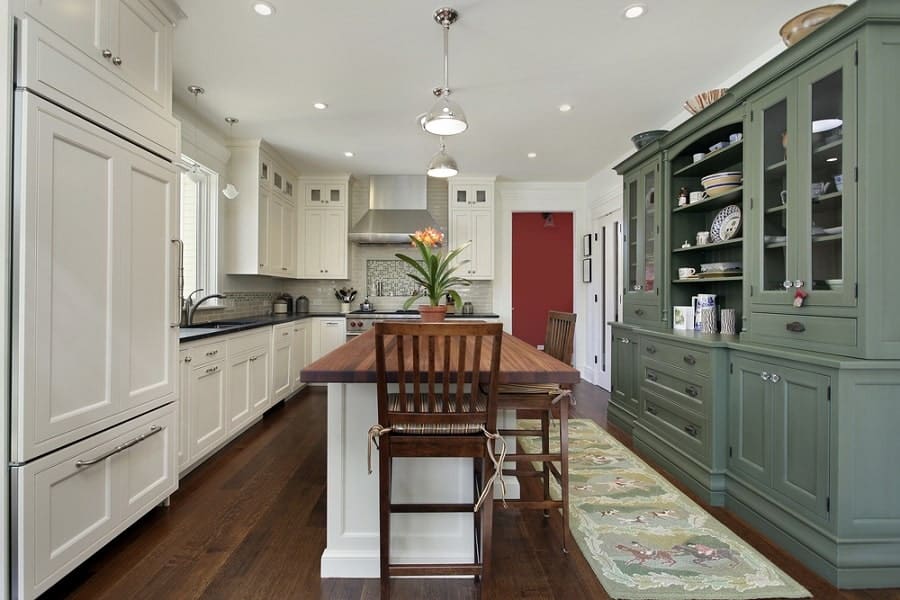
[{"x1": 633, "y1": 426, "x2": 726, "y2": 506}]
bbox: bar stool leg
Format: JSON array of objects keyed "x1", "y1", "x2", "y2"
[
  {"x1": 559, "y1": 398, "x2": 570, "y2": 554},
  {"x1": 541, "y1": 411, "x2": 551, "y2": 518},
  {"x1": 379, "y1": 440, "x2": 392, "y2": 597},
  {"x1": 480, "y1": 455, "x2": 495, "y2": 598}
]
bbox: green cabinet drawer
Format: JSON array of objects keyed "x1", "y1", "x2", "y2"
[
  {"x1": 750, "y1": 312, "x2": 857, "y2": 353},
  {"x1": 641, "y1": 388, "x2": 709, "y2": 463},
  {"x1": 640, "y1": 357, "x2": 709, "y2": 416},
  {"x1": 623, "y1": 299, "x2": 662, "y2": 327},
  {"x1": 641, "y1": 337, "x2": 710, "y2": 376}
]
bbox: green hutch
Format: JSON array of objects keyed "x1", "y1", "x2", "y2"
[{"x1": 611, "y1": 0, "x2": 900, "y2": 588}]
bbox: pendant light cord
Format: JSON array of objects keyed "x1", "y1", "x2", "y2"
[{"x1": 442, "y1": 19, "x2": 450, "y2": 96}]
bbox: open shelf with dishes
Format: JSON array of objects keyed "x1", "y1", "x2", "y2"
[{"x1": 668, "y1": 121, "x2": 745, "y2": 336}]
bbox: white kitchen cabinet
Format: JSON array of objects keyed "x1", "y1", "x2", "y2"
[
  {"x1": 225, "y1": 330, "x2": 272, "y2": 429},
  {"x1": 272, "y1": 323, "x2": 295, "y2": 402},
  {"x1": 11, "y1": 93, "x2": 178, "y2": 464},
  {"x1": 186, "y1": 353, "x2": 227, "y2": 466},
  {"x1": 225, "y1": 140, "x2": 299, "y2": 278},
  {"x1": 12, "y1": 403, "x2": 177, "y2": 600},
  {"x1": 304, "y1": 180, "x2": 347, "y2": 207},
  {"x1": 312, "y1": 318, "x2": 347, "y2": 364},
  {"x1": 299, "y1": 208, "x2": 348, "y2": 278},
  {"x1": 292, "y1": 321, "x2": 311, "y2": 392},
  {"x1": 15, "y1": 0, "x2": 180, "y2": 158},
  {"x1": 449, "y1": 178, "x2": 496, "y2": 280}
]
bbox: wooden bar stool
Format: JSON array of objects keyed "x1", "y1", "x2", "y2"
[
  {"x1": 368, "y1": 322, "x2": 505, "y2": 598},
  {"x1": 494, "y1": 311, "x2": 576, "y2": 552}
]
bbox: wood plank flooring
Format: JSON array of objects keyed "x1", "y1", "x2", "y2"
[{"x1": 42, "y1": 383, "x2": 900, "y2": 599}]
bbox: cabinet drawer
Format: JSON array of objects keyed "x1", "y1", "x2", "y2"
[
  {"x1": 226, "y1": 328, "x2": 272, "y2": 355},
  {"x1": 751, "y1": 312, "x2": 857, "y2": 351},
  {"x1": 641, "y1": 388, "x2": 709, "y2": 463},
  {"x1": 13, "y1": 403, "x2": 177, "y2": 599},
  {"x1": 181, "y1": 340, "x2": 226, "y2": 367},
  {"x1": 641, "y1": 338, "x2": 710, "y2": 376},
  {"x1": 640, "y1": 358, "x2": 709, "y2": 416},
  {"x1": 623, "y1": 301, "x2": 661, "y2": 327}
]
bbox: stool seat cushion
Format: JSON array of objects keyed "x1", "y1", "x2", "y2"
[{"x1": 388, "y1": 393, "x2": 487, "y2": 434}]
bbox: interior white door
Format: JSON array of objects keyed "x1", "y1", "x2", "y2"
[{"x1": 588, "y1": 210, "x2": 623, "y2": 391}]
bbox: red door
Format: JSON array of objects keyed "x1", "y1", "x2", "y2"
[{"x1": 511, "y1": 212, "x2": 573, "y2": 347}]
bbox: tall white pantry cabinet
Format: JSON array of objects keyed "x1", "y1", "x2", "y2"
[{"x1": 6, "y1": 1, "x2": 185, "y2": 598}]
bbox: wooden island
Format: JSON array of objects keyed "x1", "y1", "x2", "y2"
[{"x1": 302, "y1": 327, "x2": 579, "y2": 578}]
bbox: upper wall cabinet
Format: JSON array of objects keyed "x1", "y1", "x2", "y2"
[
  {"x1": 297, "y1": 177, "x2": 350, "y2": 279},
  {"x1": 225, "y1": 140, "x2": 300, "y2": 278},
  {"x1": 15, "y1": 0, "x2": 182, "y2": 158},
  {"x1": 448, "y1": 178, "x2": 495, "y2": 280},
  {"x1": 304, "y1": 181, "x2": 347, "y2": 208}
]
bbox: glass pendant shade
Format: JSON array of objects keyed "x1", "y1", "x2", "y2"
[
  {"x1": 426, "y1": 145, "x2": 459, "y2": 178},
  {"x1": 423, "y1": 95, "x2": 468, "y2": 136}
]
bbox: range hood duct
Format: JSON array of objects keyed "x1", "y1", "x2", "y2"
[{"x1": 349, "y1": 175, "x2": 442, "y2": 244}]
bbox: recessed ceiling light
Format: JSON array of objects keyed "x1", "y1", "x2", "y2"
[
  {"x1": 623, "y1": 3, "x2": 646, "y2": 19},
  {"x1": 343, "y1": 151, "x2": 355, "y2": 158},
  {"x1": 313, "y1": 102, "x2": 328, "y2": 110},
  {"x1": 558, "y1": 104, "x2": 572, "y2": 112},
  {"x1": 527, "y1": 152, "x2": 537, "y2": 159},
  {"x1": 253, "y1": 2, "x2": 275, "y2": 16}
]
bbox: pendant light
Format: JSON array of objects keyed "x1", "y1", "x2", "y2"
[
  {"x1": 422, "y1": 8, "x2": 467, "y2": 136},
  {"x1": 426, "y1": 138, "x2": 459, "y2": 178}
]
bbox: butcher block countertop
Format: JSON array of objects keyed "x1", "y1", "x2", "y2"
[{"x1": 302, "y1": 328, "x2": 580, "y2": 385}]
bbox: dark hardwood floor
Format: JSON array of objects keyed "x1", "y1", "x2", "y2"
[{"x1": 42, "y1": 383, "x2": 900, "y2": 599}]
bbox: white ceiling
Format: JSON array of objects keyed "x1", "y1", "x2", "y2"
[{"x1": 172, "y1": 0, "x2": 837, "y2": 182}]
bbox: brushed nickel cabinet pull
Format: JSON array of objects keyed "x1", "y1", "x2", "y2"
[
  {"x1": 685, "y1": 386, "x2": 699, "y2": 397},
  {"x1": 75, "y1": 425, "x2": 163, "y2": 468},
  {"x1": 635, "y1": 308, "x2": 645, "y2": 316},
  {"x1": 205, "y1": 349, "x2": 218, "y2": 356},
  {"x1": 646, "y1": 345, "x2": 656, "y2": 354},
  {"x1": 646, "y1": 405, "x2": 659, "y2": 416},
  {"x1": 786, "y1": 321, "x2": 806, "y2": 332},
  {"x1": 684, "y1": 424, "x2": 699, "y2": 437},
  {"x1": 184, "y1": 356, "x2": 192, "y2": 363},
  {"x1": 683, "y1": 354, "x2": 696, "y2": 365},
  {"x1": 646, "y1": 371, "x2": 658, "y2": 382}
]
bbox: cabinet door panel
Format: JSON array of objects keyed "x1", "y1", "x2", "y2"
[
  {"x1": 321, "y1": 210, "x2": 347, "y2": 277},
  {"x1": 728, "y1": 357, "x2": 771, "y2": 486},
  {"x1": 250, "y1": 350, "x2": 271, "y2": 415},
  {"x1": 266, "y1": 196, "x2": 284, "y2": 274},
  {"x1": 118, "y1": 409, "x2": 176, "y2": 520},
  {"x1": 292, "y1": 323, "x2": 309, "y2": 390},
  {"x1": 124, "y1": 155, "x2": 177, "y2": 410},
  {"x1": 772, "y1": 368, "x2": 830, "y2": 518},
  {"x1": 302, "y1": 210, "x2": 325, "y2": 276},
  {"x1": 471, "y1": 210, "x2": 493, "y2": 278},
  {"x1": 24, "y1": 0, "x2": 108, "y2": 63},
  {"x1": 189, "y1": 361, "x2": 226, "y2": 458},
  {"x1": 14, "y1": 96, "x2": 120, "y2": 461},
  {"x1": 226, "y1": 355, "x2": 254, "y2": 433},
  {"x1": 112, "y1": 0, "x2": 169, "y2": 109},
  {"x1": 282, "y1": 203, "x2": 296, "y2": 276},
  {"x1": 451, "y1": 211, "x2": 473, "y2": 274},
  {"x1": 272, "y1": 329, "x2": 293, "y2": 401}
]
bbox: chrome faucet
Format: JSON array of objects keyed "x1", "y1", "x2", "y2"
[
  {"x1": 180, "y1": 288, "x2": 205, "y2": 327},
  {"x1": 186, "y1": 293, "x2": 226, "y2": 326}
]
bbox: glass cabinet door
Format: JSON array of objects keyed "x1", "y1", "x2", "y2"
[
  {"x1": 752, "y1": 83, "x2": 796, "y2": 304},
  {"x1": 624, "y1": 174, "x2": 639, "y2": 295},
  {"x1": 796, "y1": 46, "x2": 857, "y2": 307},
  {"x1": 642, "y1": 165, "x2": 657, "y2": 295}
]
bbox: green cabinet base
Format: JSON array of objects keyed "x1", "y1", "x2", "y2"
[
  {"x1": 607, "y1": 401, "x2": 636, "y2": 435},
  {"x1": 633, "y1": 425, "x2": 727, "y2": 506}
]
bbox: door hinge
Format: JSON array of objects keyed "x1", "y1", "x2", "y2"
[
  {"x1": 827, "y1": 385, "x2": 832, "y2": 401},
  {"x1": 750, "y1": 110, "x2": 754, "y2": 122},
  {"x1": 854, "y1": 282, "x2": 858, "y2": 298},
  {"x1": 750, "y1": 196, "x2": 754, "y2": 209},
  {"x1": 827, "y1": 496, "x2": 831, "y2": 512},
  {"x1": 656, "y1": 288, "x2": 659, "y2": 296},
  {"x1": 729, "y1": 446, "x2": 733, "y2": 458},
  {"x1": 750, "y1": 285, "x2": 754, "y2": 297},
  {"x1": 594, "y1": 294, "x2": 598, "y2": 302},
  {"x1": 854, "y1": 48, "x2": 858, "y2": 65},
  {"x1": 594, "y1": 232, "x2": 598, "y2": 241},
  {"x1": 854, "y1": 166, "x2": 858, "y2": 182},
  {"x1": 730, "y1": 362, "x2": 734, "y2": 374},
  {"x1": 594, "y1": 355, "x2": 598, "y2": 364}
]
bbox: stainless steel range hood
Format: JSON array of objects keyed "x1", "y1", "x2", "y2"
[{"x1": 348, "y1": 175, "x2": 442, "y2": 244}]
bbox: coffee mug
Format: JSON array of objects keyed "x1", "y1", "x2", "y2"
[
  {"x1": 729, "y1": 132, "x2": 743, "y2": 143},
  {"x1": 689, "y1": 191, "x2": 705, "y2": 204},
  {"x1": 696, "y1": 231, "x2": 710, "y2": 245},
  {"x1": 692, "y1": 152, "x2": 705, "y2": 163},
  {"x1": 678, "y1": 267, "x2": 697, "y2": 279}
]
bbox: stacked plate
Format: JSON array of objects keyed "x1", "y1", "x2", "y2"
[
  {"x1": 710, "y1": 205, "x2": 742, "y2": 242},
  {"x1": 701, "y1": 171, "x2": 742, "y2": 198}
]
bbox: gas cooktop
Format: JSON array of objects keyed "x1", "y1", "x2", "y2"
[{"x1": 349, "y1": 309, "x2": 419, "y2": 315}]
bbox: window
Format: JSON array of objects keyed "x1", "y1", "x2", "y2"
[{"x1": 179, "y1": 156, "x2": 219, "y2": 301}]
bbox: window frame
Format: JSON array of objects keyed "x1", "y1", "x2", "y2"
[{"x1": 179, "y1": 155, "x2": 220, "y2": 305}]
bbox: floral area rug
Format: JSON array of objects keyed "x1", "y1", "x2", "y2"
[{"x1": 517, "y1": 418, "x2": 810, "y2": 599}]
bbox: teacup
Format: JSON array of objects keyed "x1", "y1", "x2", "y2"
[
  {"x1": 729, "y1": 132, "x2": 743, "y2": 143},
  {"x1": 696, "y1": 231, "x2": 710, "y2": 245},
  {"x1": 692, "y1": 152, "x2": 705, "y2": 163},
  {"x1": 678, "y1": 267, "x2": 697, "y2": 279}
]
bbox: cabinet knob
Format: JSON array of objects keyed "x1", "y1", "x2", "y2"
[
  {"x1": 102, "y1": 49, "x2": 113, "y2": 60},
  {"x1": 646, "y1": 405, "x2": 659, "y2": 416},
  {"x1": 683, "y1": 354, "x2": 696, "y2": 366},
  {"x1": 111, "y1": 56, "x2": 122, "y2": 66},
  {"x1": 783, "y1": 280, "x2": 794, "y2": 289},
  {"x1": 634, "y1": 308, "x2": 645, "y2": 316},
  {"x1": 685, "y1": 386, "x2": 699, "y2": 398},
  {"x1": 184, "y1": 356, "x2": 192, "y2": 363},
  {"x1": 684, "y1": 424, "x2": 699, "y2": 438},
  {"x1": 770, "y1": 373, "x2": 781, "y2": 383},
  {"x1": 260, "y1": 263, "x2": 265, "y2": 267},
  {"x1": 646, "y1": 345, "x2": 656, "y2": 354},
  {"x1": 793, "y1": 279, "x2": 804, "y2": 289},
  {"x1": 633, "y1": 284, "x2": 642, "y2": 291},
  {"x1": 205, "y1": 350, "x2": 218, "y2": 356},
  {"x1": 646, "y1": 371, "x2": 658, "y2": 382},
  {"x1": 619, "y1": 337, "x2": 631, "y2": 344},
  {"x1": 761, "y1": 371, "x2": 771, "y2": 381}
]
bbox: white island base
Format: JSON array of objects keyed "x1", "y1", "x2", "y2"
[{"x1": 321, "y1": 382, "x2": 519, "y2": 578}]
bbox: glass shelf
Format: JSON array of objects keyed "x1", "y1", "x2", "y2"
[
  {"x1": 672, "y1": 238, "x2": 743, "y2": 253},
  {"x1": 672, "y1": 276, "x2": 744, "y2": 284}
]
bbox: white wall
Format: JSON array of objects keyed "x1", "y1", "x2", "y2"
[{"x1": 493, "y1": 182, "x2": 589, "y2": 375}]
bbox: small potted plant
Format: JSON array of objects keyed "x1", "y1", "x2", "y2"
[{"x1": 396, "y1": 227, "x2": 470, "y2": 322}]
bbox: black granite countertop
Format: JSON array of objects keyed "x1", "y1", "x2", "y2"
[{"x1": 179, "y1": 312, "x2": 345, "y2": 343}]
